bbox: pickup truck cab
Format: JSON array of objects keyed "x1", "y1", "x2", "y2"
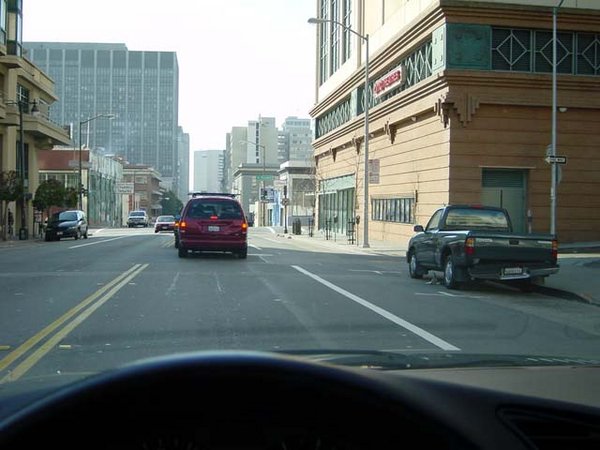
[{"x1": 407, "y1": 205, "x2": 559, "y2": 290}]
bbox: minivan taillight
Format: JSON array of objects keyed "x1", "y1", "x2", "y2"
[
  {"x1": 552, "y1": 239, "x2": 558, "y2": 262},
  {"x1": 179, "y1": 221, "x2": 187, "y2": 229},
  {"x1": 465, "y1": 237, "x2": 475, "y2": 256},
  {"x1": 241, "y1": 222, "x2": 248, "y2": 232}
]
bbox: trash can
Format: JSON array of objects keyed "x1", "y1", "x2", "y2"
[{"x1": 19, "y1": 227, "x2": 29, "y2": 240}]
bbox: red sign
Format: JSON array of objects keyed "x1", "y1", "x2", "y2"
[{"x1": 373, "y1": 67, "x2": 404, "y2": 98}]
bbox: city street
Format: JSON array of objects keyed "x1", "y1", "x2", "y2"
[{"x1": 1, "y1": 227, "x2": 599, "y2": 387}]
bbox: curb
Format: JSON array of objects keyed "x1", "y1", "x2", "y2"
[{"x1": 531, "y1": 285, "x2": 600, "y2": 307}]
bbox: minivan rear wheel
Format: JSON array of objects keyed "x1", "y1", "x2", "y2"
[{"x1": 178, "y1": 246, "x2": 188, "y2": 258}]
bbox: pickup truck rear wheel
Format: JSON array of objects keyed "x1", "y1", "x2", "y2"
[
  {"x1": 408, "y1": 251, "x2": 425, "y2": 279},
  {"x1": 443, "y1": 255, "x2": 460, "y2": 290}
]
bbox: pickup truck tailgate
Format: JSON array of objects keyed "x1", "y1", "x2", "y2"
[{"x1": 468, "y1": 234, "x2": 556, "y2": 262}]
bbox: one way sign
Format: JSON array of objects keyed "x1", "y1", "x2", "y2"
[{"x1": 545, "y1": 155, "x2": 567, "y2": 164}]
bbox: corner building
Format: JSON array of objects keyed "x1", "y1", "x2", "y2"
[{"x1": 310, "y1": 0, "x2": 600, "y2": 245}]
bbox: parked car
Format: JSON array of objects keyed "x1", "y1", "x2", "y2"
[
  {"x1": 44, "y1": 210, "x2": 88, "y2": 241},
  {"x1": 154, "y1": 215, "x2": 175, "y2": 233},
  {"x1": 407, "y1": 205, "x2": 559, "y2": 290},
  {"x1": 177, "y1": 193, "x2": 248, "y2": 258},
  {"x1": 127, "y1": 210, "x2": 149, "y2": 228}
]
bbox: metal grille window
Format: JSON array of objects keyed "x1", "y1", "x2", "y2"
[
  {"x1": 492, "y1": 27, "x2": 599, "y2": 75},
  {"x1": 359, "y1": 40, "x2": 433, "y2": 114},
  {"x1": 577, "y1": 33, "x2": 600, "y2": 75},
  {"x1": 315, "y1": 96, "x2": 352, "y2": 138},
  {"x1": 535, "y1": 30, "x2": 573, "y2": 74},
  {"x1": 371, "y1": 197, "x2": 414, "y2": 224},
  {"x1": 492, "y1": 28, "x2": 532, "y2": 72}
]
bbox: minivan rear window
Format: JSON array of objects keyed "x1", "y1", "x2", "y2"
[{"x1": 187, "y1": 200, "x2": 243, "y2": 220}]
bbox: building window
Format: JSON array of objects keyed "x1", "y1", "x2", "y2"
[
  {"x1": 0, "y1": 0, "x2": 6, "y2": 44},
  {"x1": 319, "y1": 0, "x2": 329, "y2": 84},
  {"x1": 135, "y1": 176, "x2": 147, "y2": 184},
  {"x1": 342, "y1": 0, "x2": 352, "y2": 63},
  {"x1": 371, "y1": 197, "x2": 414, "y2": 224},
  {"x1": 330, "y1": 0, "x2": 340, "y2": 74}
]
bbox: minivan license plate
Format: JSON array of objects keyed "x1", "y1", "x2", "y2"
[
  {"x1": 503, "y1": 267, "x2": 523, "y2": 275},
  {"x1": 208, "y1": 226, "x2": 220, "y2": 232}
]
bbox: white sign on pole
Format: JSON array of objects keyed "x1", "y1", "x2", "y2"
[{"x1": 116, "y1": 182, "x2": 135, "y2": 194}]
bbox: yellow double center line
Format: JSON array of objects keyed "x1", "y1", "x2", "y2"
[{"x1": 0, "y1": 263, "x2": 148, "y2": 384}]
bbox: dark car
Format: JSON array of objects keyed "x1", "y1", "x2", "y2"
[
  {"x1": 44, "y1": 210, "x2": 88, "y2": 241},
  {"x1": 154, "y1": 215, "x2": 175, "y2": 233},
  {"x1": 177, "y1": 194, "x2": 248, "y2": 258}
]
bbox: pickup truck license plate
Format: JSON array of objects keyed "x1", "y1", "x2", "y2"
[
  {"x1": 57, "y1": 232, "x2": 63, "y2": 236},
  {"x1": 503, "y1": 267, "x2": 523, "y2": 276},
  {"x1": 208, "y1": 226, "x2": 220, "y2": 232}
]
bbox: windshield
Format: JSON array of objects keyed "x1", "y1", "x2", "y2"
[
  {"x1": 51, "y1": 211, "x2": 77, "y2": 221},
  {"x1": 1, "y1": 0, "x2": 599, "y2": 406},
  {"x1": 444, "y1": 209, "x2": 510, "y2": 230}
]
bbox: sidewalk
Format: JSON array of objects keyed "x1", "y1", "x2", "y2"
[{"x1": 272, "y1": 226, "x2": 600, "y2": 306}]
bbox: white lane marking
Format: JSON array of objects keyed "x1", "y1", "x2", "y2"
[
  {"x1": 258, "y1": 255, "x2": 270, "y2": 263},
  {"x1": 69, "y1": 235, "x2": 131, "y2": 249},
  {"x1": 267, "y1": 227, "x2": 277, "y2": 234},
  {"x1": 249, "y1": 243, "x2": 263, "y2": 250},
  {"x1": 292, "y1": 265, "x2": 460, "y2": 352},
  {"x1": 93, "y1": 228, "x2": 105, "y2": 235},
  {"x1": 261, "y1": 237, "x2": 284, "y2": 245}
]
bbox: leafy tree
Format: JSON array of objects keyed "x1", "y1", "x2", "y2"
[
  {"x1": 0, "y1": 171, "x2": 24, "y2": 240},
  {"x1": 160, "y1": 190, "x2": 184, "y2": 216},
  {"x1": 64, "y1": 187, "x2": 78, "y2": 208},
  {"x1": 33, "y1": 179, "x2": 66, "y2": 225}
]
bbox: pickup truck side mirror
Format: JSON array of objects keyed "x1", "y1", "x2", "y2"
[{"x1": 413, "y1": 225, "x2": 424, "y2": 232}]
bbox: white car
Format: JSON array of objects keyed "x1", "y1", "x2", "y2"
[{"x1": 127, "y1": 211, "x2": 149, "y2": 228}]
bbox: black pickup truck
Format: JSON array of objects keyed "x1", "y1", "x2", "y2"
[{"x1": 407, "y1": 205, "x2": 559, "y2": 290}]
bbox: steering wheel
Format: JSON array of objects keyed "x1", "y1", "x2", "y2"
[{"x1": 0, "y1": 351, "x2": 474, "y2": 449}]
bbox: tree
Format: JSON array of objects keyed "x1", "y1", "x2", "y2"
[
  {"x1": 64, "y1": 187, "x2": 78, "y2": 208},
  {"x1": 33, "y1": 179, "x2": 67, "y2": 226},
  {"x1": 0, "y1": 171, "x2": 24, "y2": 241},
  {"x1": 160, "y1": 190, "x2": 184, "y2": 216}
]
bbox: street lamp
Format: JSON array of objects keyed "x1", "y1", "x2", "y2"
[
  {"x1": 79, "y1": 114, "x2": 115, "y2": 211},
  {"x1": 308, "y1": 17, "x2": 370, "y2": 248},
  {"x1": 550, "y1": 0, "x2": 565, "y2": 236},
  {"x1": 240, "y1": 139, "x2": 267, "y2": 226}
]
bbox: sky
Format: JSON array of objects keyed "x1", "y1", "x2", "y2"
[{"x1": 23, "y1": 0, "x2": 317, "y2": 152}]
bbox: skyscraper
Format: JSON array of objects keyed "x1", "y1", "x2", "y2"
[
  {"x1": 193, "y1": 150, "x2": 225, "y2": 193},
  {"x1": 24, "y1": 42, "x2": 180, "y2": 189}
]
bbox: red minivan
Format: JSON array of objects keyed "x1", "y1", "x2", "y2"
[{"x1": 177, "y1": 193, "x2": 248, "y2": 258}]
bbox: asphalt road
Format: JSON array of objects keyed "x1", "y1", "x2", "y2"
[{"x1": 1, "y1": 227, "x2": 599, "y2": 388}]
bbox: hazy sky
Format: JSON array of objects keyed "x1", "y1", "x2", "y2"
[{"x1": 23, "y1": 0, "x2": 317, "y2": 152}]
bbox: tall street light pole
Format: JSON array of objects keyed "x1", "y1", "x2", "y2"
[
  {"x1": 308, "y1": 17, "x2": 370, "y2": 248},
  {"x1": 550, "y1": 0, "x2": 565, "y2": 236},
  {"x1": 79, "y1": 114, "x2": 115, "y2": 211},
  {"x1": 241, "y1": 139, "x2": 267, "y2": 226}
]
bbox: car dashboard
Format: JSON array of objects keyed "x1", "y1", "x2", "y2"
[{"x1": 0, "y1": 351, "x2": 599, "y2": 449}]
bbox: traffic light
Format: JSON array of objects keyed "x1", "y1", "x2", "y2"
[{"x1": 260, "y1": 188, "x2": 268, "y2": 201}]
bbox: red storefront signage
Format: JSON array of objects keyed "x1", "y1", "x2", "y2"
[{"x1": 373, "y1": 67, "x2": 404, "y2": 98}]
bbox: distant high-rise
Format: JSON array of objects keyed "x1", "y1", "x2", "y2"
[
  {"x1": 177, "y1": 127, "x2": 190, "y2": 202},
  {"x1": 281, "y1": 117, "x2": 313, "y2": 163},
  {"x1": 193, "y1": 150, "x2": 225, "y2": 193},
  {"x1": 24, "y1": 42, "x2": 180, "y2": 188}
]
